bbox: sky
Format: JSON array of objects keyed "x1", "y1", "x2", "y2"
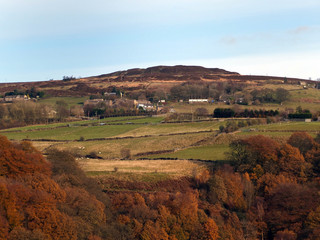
[{"x1": 0, "y1": 0, "x2": 320, "y2": 82}]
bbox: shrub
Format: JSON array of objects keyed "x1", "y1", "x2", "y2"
[
  {"x1": 120, "y1": 148, "x2": 131, "y2": 159},
  {"x1": 214, "y1": 108, "x2": 235, "y2": 118}
]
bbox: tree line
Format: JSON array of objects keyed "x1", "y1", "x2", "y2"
[
  {"x1": 214, "y1": 108, "x2": 279, "y2": 118},
  {"x1": 0, "y1": 101, "x2": 85, "y2": 129}
]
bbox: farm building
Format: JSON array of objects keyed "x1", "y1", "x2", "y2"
[
  {"x1": 188, "y1": 99, "x2": 208, "y2": 103},
  {"x1": 4, "y1": 95, "x2": 29, "y2": 102}
]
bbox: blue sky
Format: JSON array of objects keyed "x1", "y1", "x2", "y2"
[{"x1": 0, "y1": 0, "x2": 320, "y2": 82}]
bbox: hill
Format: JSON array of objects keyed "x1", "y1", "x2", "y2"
[{"x1": 0, "y1": 65, "x2": 315, "y2": 97}]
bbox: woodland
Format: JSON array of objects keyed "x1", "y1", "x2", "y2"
[{"x1": 1, "y1": 131, "x2": 320, "y2": 240}]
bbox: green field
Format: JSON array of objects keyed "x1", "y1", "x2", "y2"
[
  {"x1": 254, "y1": 121, "x2": 320, "y2": 131},
  {"x1": 49, "y1": 132, "x2": 213, "y2": 159},
  {"x1": 0, "y1": 116, "x2": 165, "y2": 139},
  {"x1": 0, "y1": 116, "x2": 161, "y2": 133},
  {"x1": 38, "y1": 96, "x2": 89, "y2": 106},
  {"x1": 146, "y1": 144, "x2": 229, "y2": 161},
  {"x1": 1, "y1": 118, "x2": 220, "y2": 141},
  {"x1": 117, "y1": 121, "x2": 221, "y2": 137},
  {"x1": 1, "y1": 124, "x2": 144, "y2": 141},
  {"x1": 1, "y1": 115, "x2": 319, "y2": 173}
]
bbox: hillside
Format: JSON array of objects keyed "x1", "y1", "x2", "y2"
[
  {"x1": 0, "y1": 65, "x2": 314, "y2": 97},
  {"x1": 1, "y1": 64, "x2": 320, "y2": 239}
]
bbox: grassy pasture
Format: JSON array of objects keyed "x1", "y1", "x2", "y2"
[
  {"x1": 38, "y1": 96, "x2": 89, "y2": 106},
  {"x1": 254, "y1": 121, "x2": 320, "y2": 131},
  {"x1": 1, "y1": 121, "x2": 214, "y2": 141},
  {"x1": 80, "y1": 159, "x2": 204, "y2": 176},
  {"x1": 81, "y1": 159, "x2": 207, "y2": 183},
  {"x1": 0, "y1": 116, "x2": 159, "y2": 133},
  {"x1": 1, "y1": 124, "x2": 143, "y2": 141},
  {"x1": 146, "y1": 144, "x2": 229, "y2": 161},
  {"x1": 117, "y1": 121, "x2": 220, "y2": 137},
  {"x1": 48, "y1": 132, "x2": 213, "y2": 159},
  {"x1": 0, "y1": 116, "x2": 165, "y2": 140}
]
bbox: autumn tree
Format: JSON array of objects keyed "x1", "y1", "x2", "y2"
[
  {"x1": 229, "y1": 135, "x2": 280, "y2": 176},
  {"x1": 278, "y1": 144, "x2": 309, "y2": 181},
  {"x1": 0, "y1": 137, "x2": 117, "y2": 239},
  {"x1": 265, "y1": 183, "x2": 320, "y2": 238},
  {"x1": 0, "y1": 136, "x2": 51, "y2": 178},
  {"x1": 288, "y1": 132, "x2": 317, "y2": 156}
]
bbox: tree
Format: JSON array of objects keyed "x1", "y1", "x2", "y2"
[
  {"x1": 0, "y1": 137, "x2": 51, "y2": 178},
  {"x1": 278, "y1": 144, "x2": 309, "y2": 181},
  {"x1": 305, "y1": 206, "x2": 320, "y2": 237},
  {"x1": 213, "y1": 108, "x2": 235, "y2": 118},
  {"x1": 120, "y1": 148, "x2": 131, "y2": 160},
  {"x1": 274, "y1": 229, "x2": 297, "y2": 240},
  {"x1": 207, "y1": 174, "x2": 227, "y2": 204},
  {"x1": 265, "y1": 183, "x2": 319, "y2": 237},
  {"x1": 275, "y1": 88, "x2": 290, "y2": 103},
  {"x1": 56, "y1": 100, "x2": 69, "y2": 121},
  {"x1": 194, "y1": 108, "x2": 208, "y2": 117},
  {"x1": 190, "y1": 218, "x2": 219, "y2": 240},
  {"x1": 287, "y1": 132, "x2": 316, "y2": 156},
  {"x1": 229, "y1": 135, "x2": 280, "y2": 175},
  {"x1": 0, "y1": 105, "x2": 8, "y2": 120}
]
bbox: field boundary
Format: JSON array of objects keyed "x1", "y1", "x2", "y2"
[
  {"x1": 18, "y1": 130, "x2": 215, "y2": 143},
  {"x1": 256, "y1": 129, "x2": 320, "y2": 133}
]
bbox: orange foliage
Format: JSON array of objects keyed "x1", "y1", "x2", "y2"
[
  {"x1": 0, "y1": 136, "x2": 51, "y2": 178},
  {"x1": 140, "y1": 220, "x2": 169, "y2": 240},
  {"x1": 266, "y1": 183, "x2": 319, "y2": 235},
  {"x1": 288, "y1": 132, "x2": 316, "y2": 156},
  {"x1": 274, "y1": 229, "x2": 297, "y2": 240},
  {"x1": 190, "y1": 218, "x2": 219, "y2": 240},
  {"x1": 19, "y1": 173, "x2": 66, "y2": 202},
  {"x1": 0, "y1": 181, "x2": 23, "y2": 231},
  {"x1": 208, "y1": 204, "x2": 243, "y2": 240},
  {"x1": 117, "y1": 214, "x2": 131, "y2": 225},
  {"x1": 257, "y1": 173, "x2": 295, "y2": 195},
  {"x1": 25, "y1": 205, "x2": 77, "y2": 240},
  {"x1": 215, "y1": 169, "x2": 246, "y2": 210},
  {"x1": 194, "y1": 169, "x2": 210, "y2": 186},
  {"x1": 278, "y1": 144, "x2": 309, "y2": 181},
  {"x1": 0, "y1": 215, "x2": 9, "y2": 240},
  {"x1": 88, "y1": 235, "x2": 102, "y2": 240},
  {"x1": 243, "y1": 135, "x2": 280, "y2": 163}
]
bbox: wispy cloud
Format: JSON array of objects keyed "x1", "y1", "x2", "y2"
[
  {"x1": 289, "y1": 26, "x2": 311, "y2": 35},
  {"x1": 221, "y1": 37, "x2": 237, "y2": 45}
]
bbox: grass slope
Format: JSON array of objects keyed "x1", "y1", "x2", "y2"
[{"x1": 146, "y1": 144, "x2": 229, "y2": 161}]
